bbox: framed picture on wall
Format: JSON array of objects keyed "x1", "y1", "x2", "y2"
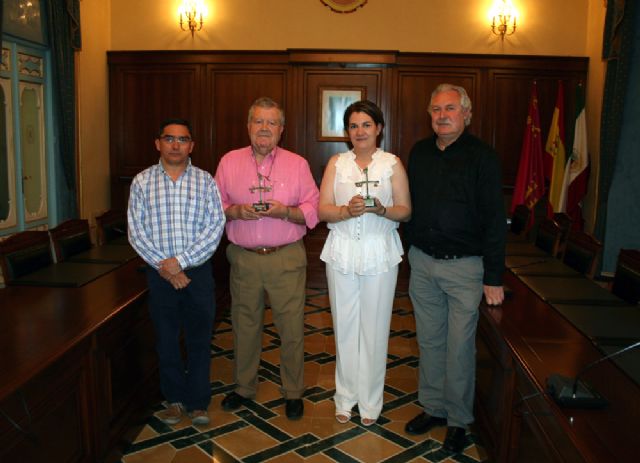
[{"x1": 318, "y1": 87, "x2": 366, "y2": 141}]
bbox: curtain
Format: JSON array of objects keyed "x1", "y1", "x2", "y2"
[
  {"x1": 45, "y1": 0, "x2": 81, "y2": 219},
  {"x1": 595, "y1": 0, "x2": 640, "y2": 272}
]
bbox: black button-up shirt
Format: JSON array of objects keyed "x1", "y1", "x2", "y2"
[{"x1": 405, "y1": 132, "x2": 506, "y2": 285}]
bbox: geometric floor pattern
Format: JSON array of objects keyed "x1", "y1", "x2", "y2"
[{"x1": 119, "y1": 288, "x2": 488, "y2": 463}]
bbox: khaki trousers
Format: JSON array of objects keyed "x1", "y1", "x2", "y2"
[{"x1": 226, "y1": 240, "x2": 307, "y2": 399}]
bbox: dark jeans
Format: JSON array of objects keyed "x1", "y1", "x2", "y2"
[{"x1": 147, "y1": 260, "x2": 215, "y2": 411}]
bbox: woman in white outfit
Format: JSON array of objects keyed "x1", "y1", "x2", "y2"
[{"x1": 319, "y1": 100, "x2": 411, "y2": 426}]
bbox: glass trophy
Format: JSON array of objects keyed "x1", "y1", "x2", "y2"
[
  {"x1": 355, "y1": 167, "x2": 379, "y2": 208},
  {"x1": 250, "y1": 173, "x2": 272, "y2": 211}
]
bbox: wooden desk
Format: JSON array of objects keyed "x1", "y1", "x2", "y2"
[
  {"x1": 67, "y1": 243, "x2": 138, "y2": 264},
  {"x1": 0, "y1": 258, "x2": 157, "y2": 463},
  {"x1": 506, "y1": 256, "x2": 583, "y2": 278},
  {"x1": 476, "y1": 270, "x2": 640, "y2": 462},
  {"x1": 518, "y1": 274, "x2": 626, "y2": 305},
  {"x1": 9, "y1": 261, "x2": 120, "y2": 287}
]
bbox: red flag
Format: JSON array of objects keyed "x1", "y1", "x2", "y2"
[
  {"x1": 545, "y1": 81, "x2": 566, "y2": 213},
  {"x1": 510, "y1": 82, "x2": 545, "y2": 218},
  {"x1": 559, "y1": 82, "x2": 589, "y2": 230}
]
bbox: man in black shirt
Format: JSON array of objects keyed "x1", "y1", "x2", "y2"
[{"x1": 403, "y1": 83, "x2": 506, "y2": 453}]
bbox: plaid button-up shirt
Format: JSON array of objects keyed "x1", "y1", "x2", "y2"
[{"x1": 128, "y1": 159, "x2": 225, "y2": 270}]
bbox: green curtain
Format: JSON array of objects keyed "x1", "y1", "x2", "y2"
[
  {"x1": 595, "y1": 0, "x2": 640, "y2": 271},
  {"x1": 45, "y1": 0, "x2": 81, "y2": 219}
]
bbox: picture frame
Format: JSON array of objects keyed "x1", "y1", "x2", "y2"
[{"x1": 318, "y1": 87, "x2": 366, "y2": 141}]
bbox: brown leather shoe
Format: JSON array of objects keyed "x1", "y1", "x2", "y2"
[{"x1": 404, "y1": 412, "x2": 447, "y2": 435}]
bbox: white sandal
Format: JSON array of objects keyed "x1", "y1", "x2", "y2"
[
  {"x1": 335, "y1": 410, "x2": 351, "y2": 424},
  {"x1": 361, "y1": 417, "x2": 377, "y2": 427}
]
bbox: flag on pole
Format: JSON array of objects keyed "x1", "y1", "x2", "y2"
[
  {"x1": 545, "y1": 81, "x2": 566, "y2": 213},
  {"x1": 510, "y1": 81, "x2": 545, "y2": 217},
  {"x1": 558, "y1": 82, "x2": 589, "y2": 229}
]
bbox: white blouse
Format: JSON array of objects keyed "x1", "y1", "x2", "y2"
[{"x1": 320, "y1": 149, "x2": 404, "y2": 275}]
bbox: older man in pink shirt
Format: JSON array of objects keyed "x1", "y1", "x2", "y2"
[{"x1": 215, "y1": 97, "x2": 319, "y2": 420}]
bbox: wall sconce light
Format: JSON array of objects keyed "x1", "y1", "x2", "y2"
[
  {"x1": 490, "y1": 0, "x2": 517, "y2": 40},
  {"x1": 179, "y1": 1, "x2": 205, "y2": 37}
]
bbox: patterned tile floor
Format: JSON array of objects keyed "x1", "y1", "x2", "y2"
[{"x1": 119, "y1": 288, "x2": 488, "y2": 463}]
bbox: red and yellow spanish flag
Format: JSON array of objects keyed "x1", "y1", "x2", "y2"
[{"x1": 545, "y1": 81, "x2": 566, "y2": 213}]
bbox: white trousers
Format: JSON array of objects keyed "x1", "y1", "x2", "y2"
[{"x1": 326, "y1": 264, "x2": 398, "y2": 419}]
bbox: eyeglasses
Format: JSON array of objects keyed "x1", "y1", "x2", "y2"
[{"x1": 160, "y1": 135, "x2": 192, "y2": 144}]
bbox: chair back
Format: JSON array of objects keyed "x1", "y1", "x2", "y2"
[
  {"x1": 510, "y1": 205, "x2": 530, "y2": 236},
  {"x1": 611, "y1": 249, "x2": 640, "y2": 305},
  {"x1": 96, "y1": 210, "x2": 127, "y2": 245},
  {"x1": 534, "y1": 218, "x2": 562, "y2": 256},
  {"x1": 562, "y1": 230, "x2": 602, "y2": 279},
  {"x1": 0, "y1": 231, "x2": 52, "y2": 282},
  {"x1": 49, "y1": 219, "x2": 92, "y2": 262},
  {"x1": 553, "y1": 212, "x2": 573, "y2": 256}
]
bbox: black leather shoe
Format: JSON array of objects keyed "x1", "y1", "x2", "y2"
[
  {"x1": 221, "y1": 392, "x2": 248, "y2": 411},
  {"x1": 442, "y1": 426, "x2": 467, "y2": 453},
  {"x1": 404, "y1": 412, "x2": 447, "y2": 435},
  {"x1": 285, "y1": 399, "x2": 304, "y2": 420}
]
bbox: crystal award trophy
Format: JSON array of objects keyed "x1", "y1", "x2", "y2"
[
  {"x1": 355, "y1": 167, "x2": 379, "y2": 208},
  {"x1": 249, "y1": 173, "x2": 272, "y2": 211}
]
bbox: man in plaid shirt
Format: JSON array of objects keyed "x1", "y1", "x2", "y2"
[{"x1": 128, "y1": 118, "x2": 225, "y2": 426}]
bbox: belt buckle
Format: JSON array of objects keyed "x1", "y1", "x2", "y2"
[{"x1": 256, "y1": 246, "x2": 277, "y2": 255}]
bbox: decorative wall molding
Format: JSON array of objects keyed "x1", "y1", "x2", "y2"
[{"x1": 320, "y1": 0, "x2": 368, "y2": 14}]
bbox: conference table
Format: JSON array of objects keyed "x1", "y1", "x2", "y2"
[
  {"x1": 0, "y1": 257, "x2": 157, "y2": 463},
  {"x1": 475, "y1": 239, "x2": 640, "y2": 462},
  {"x1": 67, "y1": 243, "x2": 138, "y2": 264}
]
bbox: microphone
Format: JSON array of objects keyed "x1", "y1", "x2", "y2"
[{"x1": 546, "y1": 340, "x2": 640, "y2": 409}]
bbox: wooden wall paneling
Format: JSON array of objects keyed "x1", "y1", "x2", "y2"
[
  {"x1": 301, "y1": 68, "x2": 388, "y2": 184},
  {"x1": 393, "y1": 69, "x2": 481, "y2": 167},
  {"x1": 107, "y1": 51, "x2": 589, "y2": 216},
  {"x1": 207, "y1": 66, "x2": 291, "y2": 171},
  {"x1": 489, "y1": 73, "x2": 539, "y2": 189},
  {"x1": 108, "y1": 64, "x2": 204, "y2": 209}
]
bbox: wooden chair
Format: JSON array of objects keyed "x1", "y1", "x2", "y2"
[
  {"x1": 0, "y1": 231, "x2": 53, "y2": 284},
  {"x1": 510, "y1": 204, "x2": 530, "y2": 236},
  {"x1": 553, "y1": 212, "x2": 573, "y2": 257},
  {"x1": 611, "y1": 249, "x2": 640, "y2": 305},
  {"x1": 534, "y1": 217, "x2": 563, "y2": 257},
  {"x1": 562, "y1": 230, "x2": 602, "y2": 279},
  {"x1": 49, "y1": 219, "x2": 93, "y2": 262},
  {"x1": 96, "y1": 210, "x2": 128, "y2": 245}
]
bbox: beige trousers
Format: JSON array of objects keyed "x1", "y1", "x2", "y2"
[{"x1": 226, "y1": 240, "x2": 307, "y2": 399}]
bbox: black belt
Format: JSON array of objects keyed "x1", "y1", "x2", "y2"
[{"x1": 422, "y1": 248, "x2": 469, "y2": 260}]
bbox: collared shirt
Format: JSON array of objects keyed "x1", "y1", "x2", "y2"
[
  {"x1": 127, "y1": 159, "x2": 226, "y2": 270},
  {"x1": 214, "y1": 146, "x2": 319, "y2": 248},
  {"x1": 405, "y1": 132, "x2": 506, "y2": 285}
]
